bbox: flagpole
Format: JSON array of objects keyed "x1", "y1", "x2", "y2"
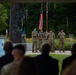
[
  {"x1": 41, "y1": 3, "x2": 43, "y2": 31},
  {"x1": 46, "y1": 2, "x2": 48, "y2": 32}
]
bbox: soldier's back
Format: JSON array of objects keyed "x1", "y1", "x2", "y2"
[
  {"x1": 48, "y1": 32, "x2": 54, "y2": 40},
  {"x1": 0, "y1": 61, "x2": 19, "y2": 75},
  {"x1": 60, "y1": 32, "x2": 65, "y2": 39}
]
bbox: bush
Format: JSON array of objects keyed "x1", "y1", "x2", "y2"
[
  {"x1": 26, "y1": 38, "x2": 76, "y2": 50},
  {"x1": 55, "y1": 38, "x2": 74, "y2": 50}
]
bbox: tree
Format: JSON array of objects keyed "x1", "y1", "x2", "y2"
[{"x1": 0, "y1": 4, "x2": 8, "y2": 34}]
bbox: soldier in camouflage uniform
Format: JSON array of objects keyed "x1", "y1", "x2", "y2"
[
  {"x1": 38, "y1": 30, "x2": 43, "y2": 51},
  {"x1": 0, "y1": 61, "x2": 20, "y2": 75},
  {"x1": 43, "y1": 30, "x2": 48, "y2": 43},
  {"x1": 58, "y1": 29, "x2": 65, "y2": 52},
  {"x1": 0, "y1": 45, "x2": 26, "y2": 75},
  {"x1": 47, "y1": 30, "x2": 55, "y2": 52},
  {"x1": 32, "y1": 28, "x2": 38, "y2": 53}
]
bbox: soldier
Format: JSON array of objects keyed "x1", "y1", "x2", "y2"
[
  {"x1": 47, "y1": 30, "x2": 55, "y2": 52},
  {"x1": 32, "y1": 28, "x2": 38, "y2": 53},
  {"x1": 58, "y1": 29, "x2": 65, "y2": 52},
  {"x1": 43, "y1": 30, "x2": 48, "y2": 43},
  {"x1": 38, "y1": 30, "x2": 43, "y2": 51},
  {"x1": 0, "y1": 44, "x2": 26, "y2": 75}
]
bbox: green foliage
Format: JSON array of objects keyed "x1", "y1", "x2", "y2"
[
  {"x1": 55, "y1": 39, "x2": 73, "y2": 50},
  {"x1": 1, "y1": 3, "x2": 76, "y2": 37},
  {"x1": 0, "y1": 4, "x2": 8, "y2": 34}
]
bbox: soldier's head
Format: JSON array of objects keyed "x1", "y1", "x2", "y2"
[
  {"x1": 71, "y1": 43, "x2": 76, "y2": 55},
  {"x1": 34, "y1": 28, "x2": 36, "y2": 31},
  {"x1": 61, "y1": 29, "x2": 63, "y2": 32},
  {"x1": 12, "y1": 44, "x2": 26, "y2": 61},
  {"x1": 3, "y1": 41, "x2": 13, "y2": 53},
  {"x1": 50, "y1": 29, "x2": 53, "y2": 32},
  {"x1": 41, "y1": 43, "x2": 51, "y2": 55},
  {"x1": 46, "y1": 30, "x2": 48, "y2": 32}
]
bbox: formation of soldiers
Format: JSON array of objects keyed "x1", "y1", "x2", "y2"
[{"x1": 32, "y1": 28, "x2": 66, "y2": 53}]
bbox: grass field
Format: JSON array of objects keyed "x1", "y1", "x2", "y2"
[{"x1": 27, "y1": 54, "x2": 70, "y2": 75}]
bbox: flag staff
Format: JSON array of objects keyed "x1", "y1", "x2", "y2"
[
  {"x1": 39, "y1": 3, "x2": 43, "y2": 31},
  {"x1": 46, "y1": 2, "x2": 48, "y2": 32},
  {"x1": 41, "y1": 3, "x2": 43, "y2": 31}
]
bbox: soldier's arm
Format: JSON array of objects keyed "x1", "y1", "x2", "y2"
[{"x1": 57, "y1": 32, "x2": 60, "y2": 37}]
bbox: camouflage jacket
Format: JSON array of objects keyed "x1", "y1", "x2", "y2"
[
  {"x1": 32, "y1": 30, "x2": 38, "y2": 40},
  {"x1": 38, "y1": 31, "x2": 43, "y2": 40},
  {"x1": 58, "y1": 32, "x2": 65, "y2": 39},
  {"x1": 0, "y1": 61, "x2": 20, "y2": 75},
  {"x1": 47, "y1": 31, "x2": 55, "y2": 40}
]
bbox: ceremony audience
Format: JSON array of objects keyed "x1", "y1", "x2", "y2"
[
  {"x1": 61, "y1": 43, "x2": 76, "y2": 74},
  {"x1": 1, "y1": 41, "x2": 76, "y2": 75},
  {"x1": 0, "y1": 41, "x2": 14, "y2": 70},
  {"x1": 62, "y1": 59, "x2": 76, "y2": 75},
  {"x1": 17, "y1": 56, "x2": 39, "y2": 75},
  {"x1": 0, "y1": 44, "x2": 26, "y2": 75},
  {"x1": 34, "y1": 43, "x2": 59, "y2": 75}
]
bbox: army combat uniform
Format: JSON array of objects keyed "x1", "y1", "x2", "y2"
[
  {"x1": 47, "y1": 31, "x2": 55, "y2": 52},
  {"x1": 32, "y1": 30, "x2": 38, "y2": 52},
  {"x1": 58, "y1": 31, "x2": 65, "y2": 52},
  {"x1": 43, "y1": 31, "x2": 48, "y2": 43},
  {"x1": 38, "y1": 31, "x2": 43, "y2": 51},
  {"x1": 0, "y1": 61, "x2": 20, "y2": 75}
]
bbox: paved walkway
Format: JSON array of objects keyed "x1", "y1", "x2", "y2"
[
  {"x1": 25, "y1": 43, "x2": 71, "y2": 55},
  {"x1": 26, "y1": 50, "x2": 71, "y2": 55}
]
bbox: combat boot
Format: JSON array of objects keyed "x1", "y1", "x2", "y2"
[
  {"x1": 32, "y1": 49, "x2": 34, "y2": 53},
  {"x1": 63, "y1": 50, "x2": 65, "y2": 52}
]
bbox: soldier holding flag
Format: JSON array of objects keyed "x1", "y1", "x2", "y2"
[{"x1": 38, "y1": 29, "x2": 43, "y2": 51}]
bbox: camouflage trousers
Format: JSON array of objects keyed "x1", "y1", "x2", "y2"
[
  {"x1": 48, "y1": 39, "x2": 55, "y2": 52},
  {"x1": 59, "y1": 39, "x2": 65, "y2": 52},
  {"x1": 32, "y1": 40, "x2": 37, "y2": 52},
  {"x1": 38, "y1": 39, "x2": 43, "y2": 52}
]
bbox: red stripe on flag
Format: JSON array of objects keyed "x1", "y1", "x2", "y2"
[{"x1": 39, "y1": 13, "x2": 43, "y2": 31}]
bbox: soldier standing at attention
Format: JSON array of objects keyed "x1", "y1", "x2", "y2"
[
  {"x1": 47, "y1": 30, "x2": 55, "y2": 52},
  {"x1": 58, "y1": 29, "x2": 66, "y2": 52},
  {"x1": 43, "y1": 30, "x2": 48, "y2": 43},
  {"x1": 32, "y1": 28, "x2": 38, "y2": 53},
  {"x1": 38, "y1": 29, "x2": 43, "y2": 51}
]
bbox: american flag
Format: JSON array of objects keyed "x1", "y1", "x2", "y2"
[{"x1": 39, "y1": 4, "x2": 43, "y2": 31}]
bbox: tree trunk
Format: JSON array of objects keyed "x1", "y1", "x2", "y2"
[{"x1": 9, "y1": 3, "x2": 23, "y2": 43}]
